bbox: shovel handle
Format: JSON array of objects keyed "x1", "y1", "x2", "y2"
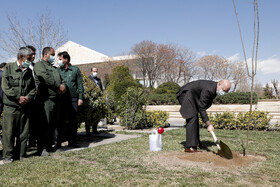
[{"x1": 210, "y1": 131, "x2": 221, "y2": 150}]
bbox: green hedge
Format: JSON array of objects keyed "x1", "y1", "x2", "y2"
[
  {"x1": 148, "y1": 94, "x2": 179, "y2": 105},
  {"x1": 157, "y1": 81, "x2": 180, "y2": 94},
  {"x1": 148, "y1": 92, "x2": 259, "y2": 105},
  {"x1": 198, "y1": 111, "x2": 278, "y2": 131},
  {"x1": 213, "y1": 92, "x2": 258, "y2": 104},
  {"x1": 146, "y1": 110, "x2": 169, "y2": 128}
]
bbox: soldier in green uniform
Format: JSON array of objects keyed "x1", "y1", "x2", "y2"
[
  {"x1": 34, "y1": 47, "x2": 66, "y2": 156},
  {"x1": 56, "y1": 51, "x2": 84, "y2": 148},
  {"x1": 1, "y1": 47, "x2": 36, "y2": 163}
]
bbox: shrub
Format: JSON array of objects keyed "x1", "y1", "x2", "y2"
[
  {"x1": 146, "y1": 110, "x2": 169, "y2": 129},
  {"x1": 148, "y1": 94, "x2": 179, "y2": 105},
  {"x1": 118, "y1": 87, "x2": 148, "y2": 129},
  {"x1": 103, "y1": 90, "x2": 115, "y2": 124},
  {"x1": 213, "y1": 92, "x2": 258, "y2": 104},
  {"x1": 77, "y1": 73, "x2": 107, "y2": 126},
  {"x1": 107, "y1": 65, "x2": 142, "y2": 114},
  {"x1": 157, "y1": 81, "x2": 180, "y2": 94},
  {"x1": 198, "y1": 111, "x2": 274, "y2": 130},
  {"x1": 149, "y1": 91, "x2": 259, "y2": 105}
]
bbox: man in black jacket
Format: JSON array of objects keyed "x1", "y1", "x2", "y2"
[
  {"x1": 176, "y1": 79, "x2": 231, "y2": 153},
  {"x1": 85, "y1": 67, "x2": 103, "y2": 135}
]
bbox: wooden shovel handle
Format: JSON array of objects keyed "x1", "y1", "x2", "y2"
[{"x1": 210, "y1": 131, "x2": 221, "y2": 150}]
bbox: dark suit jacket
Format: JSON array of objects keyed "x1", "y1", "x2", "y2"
[
  {"x1": 88, "y1": 75, "x2": 103, "y2": 92},
  {"x1": 176, "y1": 80, "x2": 217, "y2": 123}
]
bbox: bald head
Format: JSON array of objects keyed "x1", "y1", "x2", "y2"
[{"x1": 217, "y1": 80, "x2": 231, "y2": 93}]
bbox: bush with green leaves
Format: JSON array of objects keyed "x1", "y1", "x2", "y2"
[
  {"x1": 156, "y1": 81, "x2": 180, "y2": 94},
  {"x1": 106, "y1": 65, "x2": 142, "y2": 115},
  {"x1": 77, "y1": 73, "x2": 107, "y2": 126},
  {"x1": 148, "y1": 94, "x2": 179, "y2": 105},
  {"x1": 103, "y1": 90, "x2": 115, "y2": 124},
  {"x1": 146, "y1": 110, "x2": 169, "y2": 129},
  {"x1": 118, "y1": 86, "x2": 148, "y2": 129},
  {"x1": 213, "y1": 92, "x2": 258, "y2": 104},
  {"x1": 198, "y1": 111, "x2": 275, "y2": 130},
  {"x1": 108, "y1": 65, "x2": 141, "y2": 103},
  {"x1": 148, "y1": 91, "x2": 259, "y2": 106}
]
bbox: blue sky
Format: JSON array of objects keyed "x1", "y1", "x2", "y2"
[{"x1": 0, "y1": 0, "x2": 279, "y2": 84}]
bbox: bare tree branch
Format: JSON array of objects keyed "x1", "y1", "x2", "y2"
[{"x1": 0, "y1": 10, "x2": 67, "y2": 61}]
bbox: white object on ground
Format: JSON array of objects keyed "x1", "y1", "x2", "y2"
[{"x1": 149, "y1": 130, "x2": 162, "y2": 151}]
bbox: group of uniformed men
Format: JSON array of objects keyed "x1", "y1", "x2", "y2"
[{"x1": 0, "y1": 46, "x2": 101, "y2": 164}]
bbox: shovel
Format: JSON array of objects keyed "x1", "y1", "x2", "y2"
[{"x1": 210, "y1": 131, "x2": 233, "y2": 159}]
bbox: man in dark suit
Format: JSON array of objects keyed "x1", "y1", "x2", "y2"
[
  {"x1": 88, "y1": 67, "x2": 103, "y2": 92},
  {"x1": 85, "y1": 67, "x2": 103, "y2": 135},
  {"x1": 176, "y1": 79, "x2": 231, "y2": 153}
]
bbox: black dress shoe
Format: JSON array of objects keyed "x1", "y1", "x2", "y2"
[{"x1": 185, "y1": 147, "x2": 202, "y2": 153}]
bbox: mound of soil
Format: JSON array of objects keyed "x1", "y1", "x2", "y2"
[{"x1": 152, "y1": 151, "x2": 266, "y2": 170}]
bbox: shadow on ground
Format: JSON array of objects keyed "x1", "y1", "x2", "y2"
[
  {"x1": 21, "y1": 131, "x2": 116, "y2": 158},
  {"x1": 180, "y1": 140, "x2": 216, "y2": 152}
]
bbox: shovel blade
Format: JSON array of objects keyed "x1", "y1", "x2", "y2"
[{"x1": 217, "y1": 140, "x2": 233, "y2": 159}]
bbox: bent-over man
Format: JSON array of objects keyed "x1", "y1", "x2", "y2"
[{"x1": 176, "y1": 80, "x2": 231, "y2": 153}]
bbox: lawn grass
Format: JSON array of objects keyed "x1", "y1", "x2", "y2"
[{"x1": 0, "y1": 128, "x2": 279, "y2": 186}]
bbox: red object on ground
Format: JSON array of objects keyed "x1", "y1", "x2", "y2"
[{"x1": 158, "y1": 127, "x2": 164, "y2": 134}]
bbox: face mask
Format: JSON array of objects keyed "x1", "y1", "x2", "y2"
[
  {"x1": 92, "y1": 72, "x2": 98, "y2": 77},
  {"x1": 22, "y1": 60, "x2": 31, "y2": 68},
  {"x1": 58, "y1": 60, "x2": 64, "y2": 67},
  {"x1": 216, "y1": 89, "x2": 226, "y2": 96},
  {"x1": 48, "y1": 55, "x2": 55, "y2": 63}
]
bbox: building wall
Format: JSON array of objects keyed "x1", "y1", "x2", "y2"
[{"x1": 75, "y1": 58, "x2": 141, "y2": 81}]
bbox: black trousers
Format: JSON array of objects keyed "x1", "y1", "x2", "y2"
[
  {"x1": 28, "y1": 99, "x2": 40, "y2": 146},
  {"x1": 57, "y1": 97, "x2": 78, "y2": 145},
  {"x1": 185, "y1": 114, "x2": 200, "y2": 148}
]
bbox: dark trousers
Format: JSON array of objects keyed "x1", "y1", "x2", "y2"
[
  {"x1": 185, "y1": 114, "x2": 200, "y2": 148},
  {"x1": 57, "y1": 97, "x2": 78, "y2": 145},
  {"x1": 2, "y1": 105, "x2": 30, "y2": 160},
  {"x1": 85, "y1": 121, "x2": 98, "y2": 134},
  {"x1": 37, "y1": 98, "x2": 57, "y2": 152},
  {"x1": 0, "y1": 97, "x2": 3, "y2": 114},
  {"x1": 28, "y1": 99, "x2": 40, "y2": 146}
]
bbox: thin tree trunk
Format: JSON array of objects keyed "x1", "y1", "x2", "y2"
[{"x1": 246, "y1": 75, "x2": 254, "y2": 154}]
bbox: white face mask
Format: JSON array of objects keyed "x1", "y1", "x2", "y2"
[
  {"x1": 22, "y1": 60, "x2": 31, "y2": 68},
  {"x1": 48, "y1": 55, "x2": 55, "y2": 63},
  {"x1": 92, "y1": 72, "x2": 98, "y2": 77},
  {"x1": 216, "y1": 85, "x2": 226, "y2": 96},
  {"x1": 216, "y1": 89, "x2": 226, "y2": 96},
  {"x1": 58, "y1": 60, "x2": 64, "y2": 67}
]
